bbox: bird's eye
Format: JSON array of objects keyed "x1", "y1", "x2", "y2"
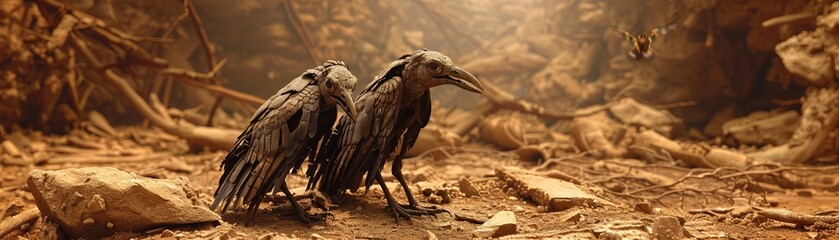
[
  {"x1": 427, "y1": 61, "x2": 441, "y2": 72},
  {"x1": 325, "y1": 79, "x2": 334, "y2": 89}
]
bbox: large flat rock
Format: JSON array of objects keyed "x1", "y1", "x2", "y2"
[
  {"x1": 27, "y1": 167, "x2": 220, "y2": 239},
  {"x1": 496, "y1": 167, "x2": 611, "y2": 211}
]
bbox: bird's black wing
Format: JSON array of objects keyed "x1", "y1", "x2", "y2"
[
  {"x1": 213, "y1": 75, "x2": 325, "y2": 214},
  {"x1": 308, "y1": 57, "x2": 410, "y2": 195},
  {"x1": 309, "y1": 75, "x2": 406, "y2": 195},
  {"x1": 394, "y1": 90, "x2": 431, "y2": 161}
]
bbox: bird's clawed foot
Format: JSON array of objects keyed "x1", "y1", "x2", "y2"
[
  {"x1": 403, "y1": 203, "x2": 451, "y2": 217},
  {"x1": 384, "y1": 203, "x2": 450, "y2": 222}
]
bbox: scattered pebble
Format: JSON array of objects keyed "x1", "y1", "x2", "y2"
[
  {"x1": 633, "y1": 202, "x2": 653, "y2": 214},
  {"x1": 458, "y1": 178, "x2": 481, "y2": 197},
  {"x1": 558, "y1": 209, "x2": 582, "y2": 222},
  {"x1": 426, "y1": 230, "x2": 438, "y2": 240},
  {"x1": 796, "y1": 189, "x2": 813, "y2": 197},
  {"x1": 161, "y1": 230, "x2": 176, "y2": 238},
  {"x1": 473, "y1": 211, "x2": 517, "y2": 238},
  {"x1": 435, "y1": 221, "x2": 453, "y2": 229},
  {"x1": 652, "y1": 216, "x2": 684, "y2": 240}
]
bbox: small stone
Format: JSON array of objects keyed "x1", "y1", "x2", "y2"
[
  {"x1": 458, "y1": 178, "x2": 481, "y2": 197},
  {"x1": 86, "y1": 194, "x2": 106, "y2": 213},
  {"x1": 106, "y1": 222, "x2": 113, "y2": 228},
  {"x1": 473, "y1": 211, "x2": 517, "y2": 238},
  {"x1": 796, "y1": 189, "x2": 813, "y2": 197},
  {"x1": 161, "y1": 230, "x2": 176, "y2": 237},
  {"x1": 598, "y1": 231, "x2": 621, "y2": 240},
  {"x1": 435, "y1": 221, "x2": 453, "y2": 229},
  {"x1": 1, "y1": 198, "x2": 25, "y2": 220},
  {"x1": 558, "y1": 209, "x2": 582, "y2": 222},
  {"x1": 310, "y1": 233, "x2": 326, "y2": 239},
  {"x1": 652, "y1": 216, "x2": 684, "y2": 240},
  {"x1": 427, "y1": 194, "x2": 442, "y2": 204},
  {"x1": 416, "y1": 181, "x2": 442, "y2": 196},
  {"x1": 82, "y1": 218, "x2": 95, "y2": 225},
  {"x1": 748, "y1": 213, "x2": 768, "y2": 225},
  {"x1": 507, "y1": 196, "x2": 518, "y2": 201},
  {"x1": 426, "y1": 230, "x2": 438, "y2": 240},
  {"x1": 513, "y1": 206, "x2": 525, "y2": 213},
  {"x1": 257, "y1": 233, "x2": 275, "y2": 240},
  {"x1": 730, "y1": 205, "x2": 753, "y2": 218},
  {"x1": 633, "y1": 202, "x2": 653, "y2": 214},
  {"x1": 505, "y1": 188, "x2": 518, "y2": 196},
  {"x1": 435, "y1": 189, "x2": 453, "y2": 203},
  {"x1": 603, "y1": 182, "x2": 625, "y2": 193}
]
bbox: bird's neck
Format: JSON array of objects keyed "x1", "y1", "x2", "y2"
[
  {"x1": 318, "y1": 97, "x2": 336, "y2": 112},
  {"x1": 402, "y1": 76, "x2": 429, "y2": 103}
]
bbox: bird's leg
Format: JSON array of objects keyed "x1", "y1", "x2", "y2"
[
  {"x1": 376, "y1": 173, "x2": 412, "y2": 222},
  {"x1": 244, "y1": 202, "x2": 259, "y2": 227},
  {"x1": 278, "y1": 181, "x2": 332, "y2": 224},
  {"x1": 391, "y1": 156, "x2": 420, "y2": 206},
  {"x1": 391, "y1": 157, "x2": 450, "y2": 217}
]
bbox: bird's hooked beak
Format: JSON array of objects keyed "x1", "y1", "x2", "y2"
[
  {"x1": 443, "y1": 67, "x2": 484, "y2": 94},
  {"x1": 337, "y1": 91, "x2": 358, "y2": 122}
]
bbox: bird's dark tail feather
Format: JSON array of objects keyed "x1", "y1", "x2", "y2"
[{"x1": 211, "y1": 134, "x2": 252, "y2": 212}]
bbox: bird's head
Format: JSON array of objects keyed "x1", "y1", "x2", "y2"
[
  {"x1": 405, "y1": 50, "x2": 484, "y2": 94},
  {"x1": 317, "y1": 60, "x2": 358, "y2": 122}
]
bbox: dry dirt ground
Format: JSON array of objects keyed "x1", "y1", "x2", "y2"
[{"x1": 2, "y1": 127, "x2": 839, "y2": 240}]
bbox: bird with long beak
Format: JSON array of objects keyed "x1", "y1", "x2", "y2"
[
  {"x1": 308, "y1": 49, "x2": 483, "y2": 221},
  {"x1": 212, "y1": 60, "x2": 358, "y2": 225}
]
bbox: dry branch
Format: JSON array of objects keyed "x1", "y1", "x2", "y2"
[
  {"x1": 34, "y1": 0, "x2": 262, "y2": 106},
  {"x1": 182, "y1": 0, "x2": 227, "y2": 127},
  {"x1": 0, "y1": 208, "x2": 39, "y2": 238},
  {"x1": 71, "y1": 36, "x2": 238, "y2": 150},
  {"x1": 185, "y1": 0, "x2": 215, "y2": 71},
  {"x1": 283, "y1": 0, "x2": 321, "y2": 66},
  {"x1": 757, "y1": 208, "x2": 839, "y2": 225},
  {"x1": 762, "y1": 13, "x2": 816, "y2": 28}
]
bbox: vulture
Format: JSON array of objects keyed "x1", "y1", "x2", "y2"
[
  {"x1": 212, "y1": 60, "x2": 358, "y2": 224},
  {"x1": 308, "y1": 50, "x2": 483, "y2": 221}
]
